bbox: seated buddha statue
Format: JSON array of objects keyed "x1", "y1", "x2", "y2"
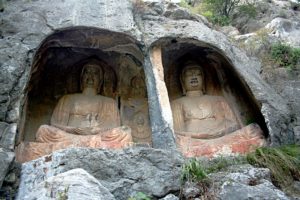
[
  {"x1": 16, "y1": 62, "x2": 132, "y2": 163},
  {"x1": 171, "y1": 63, "x2": 265, "y2": 157}
]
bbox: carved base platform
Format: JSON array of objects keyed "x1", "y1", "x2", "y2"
[
  {"x1": 176, "y1": 123, "x2": 265, "y2": 157},
  {"x1": 16, "y1": 126, "x2": 132, "y2": 163}
]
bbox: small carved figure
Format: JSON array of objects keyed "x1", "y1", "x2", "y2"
[
  {"x1": 130, "y1": 75, "x2": 147, "y2": 98},
  {"x1": 16, "y1": 62, "x2": 132, "y2": 162},
  {"x1": 171, "y1": 63, "x2": 265, "y2": 157}
]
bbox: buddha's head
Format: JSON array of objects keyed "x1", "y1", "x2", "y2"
[
  {"x1": 181, "y1": 63, "x2": 205, "y2": 94},
  {"x1": 80, "y1": 63, "x2": 103, "y2": 93}
]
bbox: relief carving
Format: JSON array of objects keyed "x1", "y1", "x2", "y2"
[
  {"x1": 171, "y1": 63, "x2": 265, "y2": 157},
  {"x1": 16, "y1": 62, "x2": 132, "y2": 163},
  {"x1": 121, "y1": 74, "x2": 152, "y2": 145}
]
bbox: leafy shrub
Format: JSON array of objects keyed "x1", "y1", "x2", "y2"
[
  {"x1": 179, "y1": 0, "x2": 190, "y2": 9},
  {"x1": 270, "y1": 43, "x2": 300, "y2": 70},
  {"x1": 247, "y1": 145, "x2": 300, "y2": 191},
  {"x1": 237, "y1": 3, "x2": 257, "y2": 19},
  {"x1": 209, "y1": 15, "x2": 231, "y2": 26},
  {"x1": 179, "y1": 0, "x2": 257, "y2": 26}
]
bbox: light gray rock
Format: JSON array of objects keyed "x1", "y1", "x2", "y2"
[
  {"x1": 219, "y1": 181, "x2": 290, "y2": 200},
  {"x1": 0, "y1": 149, "x2": 14, "y2": 188},
  {"x1": 159, "y1": 194, "x2": 179, "y2": 200},
  {"x1": 220, "y1": 26, "x2": 240, "y2": 37},
  {"x1": 265, "y1": 17, "x2": 300, "y2": 47},
  {"x1": 181, "y1": 181, "x2": 201, "y2": 199},
  {"x1": 23, "y1": 168, "x2": 115, "y2": 200},
  {"x1": 210, "y1": 164, "x2": 290, "y2": 200},
  {"x1": 18, "y1": 147, "x2": 184, "y2": 200},
  {"x1": 294, "y1": 126, "x2": 300, "y2": 143},
  {"x1": 0, "y1": 122, "x2": 17, "y2": 150}
]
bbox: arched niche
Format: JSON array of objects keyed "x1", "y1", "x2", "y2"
[
  {"x1": 18, "y1": 27, "x2": 152, "y2": 146},
  {"x1": 159, "y1": 38, "x2": 268, "y2": 137}
]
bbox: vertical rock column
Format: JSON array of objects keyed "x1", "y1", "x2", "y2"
[{"x1": 144, "y1": 46, "x2": 176, "y2": 149}]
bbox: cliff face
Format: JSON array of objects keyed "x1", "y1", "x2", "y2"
[
  {"x1": 0, "y1": 0, "x2": 299, "y2": 198},
  {"x1": 221, "y1": 0, "x2": 300, "y2": 144}
]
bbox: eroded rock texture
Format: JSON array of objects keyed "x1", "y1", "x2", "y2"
[
  {"x1": 23, "y1": 168, "x2": 116, "y2": 200},
  {"x1": 17, "y1": 147, "x2": 184, "y2": 200},
  {"x1": 0, "y1": 0, "x2": 298, "y2": 195},
  {"x1": 0, "y1": 0, "x2": 292, "y2": 148},
  {"x1": 212, "y1": 165, "x2": 290, "y2": 200}
]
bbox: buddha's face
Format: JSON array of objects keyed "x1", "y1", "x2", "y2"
[
  {"x1": 182, "y1": 66, "x2": 203, "y2": 92},
  {"x1": 81, "y1": 65, "x2": 102, "y2": 90}
]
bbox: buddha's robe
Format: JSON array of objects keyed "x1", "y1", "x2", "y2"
[
  {"x1": 171, "y1": 95, "x2": 265, "y2": 157},
  {"x1": 16, "y1": 94, "x2": 132, "y2": 163}
]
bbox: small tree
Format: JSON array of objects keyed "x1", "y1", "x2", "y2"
[
  {"x1": 203, "y1": 0, "x2": 241, "y2": 18},
  {"x1": 180, "y1": 0, "x2": 257, "y2": 26}
]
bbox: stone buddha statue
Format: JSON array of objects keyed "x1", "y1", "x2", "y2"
[
  {"x1": 16, "y1": 62, "x2": 132, "y2": 163},
  {"x1": 171, "y1": 63, "x2": 265, "y2": 157}
]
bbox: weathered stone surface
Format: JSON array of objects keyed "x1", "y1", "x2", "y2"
[
  {"x1": 181, "y1": 181, "x2": 201, "y2": 199},
  {"x1": 294, "y1": 126, "x2": 300, "y2": 143},
  {"x1": 22, "y1": 168, "x2": 115, "y2": 200},
  {"x1": 137, "y1": 1, "x2": 291, "y2": 146},
  {"x1": 159, "y1": 194, "x2": 179, "y2": 200},
  {"x1": 18, "y1": 147, "x2": 184, "y2": 199},
  {"x1": 0, "y1": 122, "x2": 17, "y2": 150},
  {"x1": 146, "y1": 47, "x2": 176, "y2": 149},
  {"x1": 0, "y1": 0, "x2": 295, "y2": 151},
  {"x1": 211, "y1": 164, "x2": 290, "y2": 200},
  {"x1": 0, "y1": 149, "x2": 14, "y2": 188},
  {"x1": 220, "y1": 181, "x2": 289, "y2": 200},
  {"x1": 220, "y1": 26, "x2": 240, "y2": 37},
  {"x1": 0, "y1": 0, "x2": 299, "y2": 192},
  {"x1": 16, "y1": 126, "x2": 133, "y2": 163},
  {"x1": 265, "y1": 18, "x2": 300, "y2": 47},
  {"x1": 177, "y1": 124, "x2": 265, "y2": 157}
]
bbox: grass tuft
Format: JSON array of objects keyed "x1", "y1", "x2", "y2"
[{"x1": 247, "y1": 145, "x2": 300, "y2": 192}]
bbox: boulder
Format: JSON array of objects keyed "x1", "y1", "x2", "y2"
[
  {"x1": 17, "y1": 147, "x2": 184, "y2": 200},
  {"x1": 0, "y1": 149, "x2": 14, "y2": 188},
  {"x1": 265, "y1": 18, "x2": 300, "y2": 47},
  {"x1": 159, "y1": 194, "x2": 179, "y2": 200},
  {"x1": 211, "y1": 164, "x2": 290, "y2": 200},
  {"x1": 23, "y1": 168, "x2": 115, "y2": 200}
]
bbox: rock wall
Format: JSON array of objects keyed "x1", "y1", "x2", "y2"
[{"x1": 0, "y1": 0, "x2": 297, "y2": 190}]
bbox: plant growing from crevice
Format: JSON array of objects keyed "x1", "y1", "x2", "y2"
[
  {"x1": 247, "y1": 145, "x2": 300, "y2": 195},
  {"x1": 128, "y1": 192, "x2": 151, "y2": 200},
  {"x1": 180, "y1": 157, "x2": 246, "y2": 199},
  {"x1": 181, "y1": 156, "x2": 247, "y2": 183},
  {"x1": 57, "y1": 187, "x2": 69, "y2": 200},
  {"x1": 270, "y1": 42, "x2": 300, "y2": 70},
  {"x1": 180, "y1": 159, "x2": 212, "y2": 199},
  {"x1": 181, "y1": 158, "x2": 208, "y2": 183}
]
